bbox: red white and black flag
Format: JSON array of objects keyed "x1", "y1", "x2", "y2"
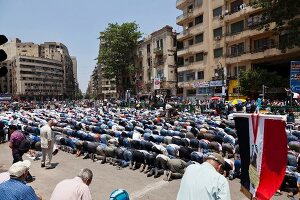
[{"x1": 233, "y1": 113, "x2": 287, "y2": 200}]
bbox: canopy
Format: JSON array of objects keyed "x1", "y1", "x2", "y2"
[{"x1": 211, "y1": 96, "x2": 222, "y2": 100}]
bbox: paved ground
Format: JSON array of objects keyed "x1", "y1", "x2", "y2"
[{"x1": 0, "y1": 143, "x2": 291, "y2": 200}]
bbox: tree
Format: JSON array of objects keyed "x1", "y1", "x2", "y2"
[
  {"x1": 97, "y1": 22, "x2": 142, "y2": 97},
  {"x1": 239, "y1": 68, "x2": 284, "y2": 98},
  {"x1": 251, "y1": 0, "x2": 300, "y2": 49}
]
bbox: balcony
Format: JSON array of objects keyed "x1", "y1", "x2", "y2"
[
  {"x1": 176, "y1": 10, "x2": 193, "y2": 25},
  {"x1": 225, "y1": 23, "x2": 275, "y2": 43},
  {"x1": 176, "y1": 0, "x2": 192, "y2": 9},
  {"x1": 154, "y1": 60, "x2": 164, "y2": 67},
  {"x1": 153, "y1": 47, "x2": 163, "y2": 55},
  {"x1": 177, "y1": 46, "x2": 194, "y2": 57},
  {"x1": 224, "y1": 4, "x2": 262, "y2": 22},
  {"x1": 177, "y1": 29, "x2": 192, "y2": 41},
  {"x1": 225, "y1": 43, "x2": 291, "y2": 64}
]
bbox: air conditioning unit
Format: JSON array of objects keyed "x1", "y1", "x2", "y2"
[
  {"x1": 225, "y1": 10, "x2": 229, "y2": 15},
  {"x1": 215, "y1": 36, "x2": 221, "y2": 40},
  {"x1": 219, "y1": 15, "x2": 224, "y2": 20}
]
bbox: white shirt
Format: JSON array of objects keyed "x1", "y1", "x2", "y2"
[
  {"x1": 177, "y1": 162, "x2": 231, "y2": 200},
  {"x1": 40, "y1": 124, "x2": 53, "y2": 148},
  {"x1": 50, "y1": 177, "x2": 92, "y2": 200},
  {"x1": 132, "y1": 131, "x2": 142, "y2": 140}
]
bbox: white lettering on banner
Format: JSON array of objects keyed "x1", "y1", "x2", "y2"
[
  {"x1": 210, "y1": 80, "x2": 223, "y2": 87},
  {"x1": 192, "y1": 81, "x2": 210, "y2": 88}
]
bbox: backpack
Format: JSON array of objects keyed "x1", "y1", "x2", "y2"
[
  {"x1": 109, "y1": 189, "x2": 129, "y2": 200},
  {"x1": 18, "y1": 136, "x2": 31, "y2": 154}
]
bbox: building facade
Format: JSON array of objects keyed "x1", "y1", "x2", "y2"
[
  {"x1": 0, "y1": 38, "x2": 77, "y2": 100},
  {"x1": 136, "y1": 25, "x2": 177, "y2": 97},
  {"x1": 87, "y1": 64, "x2": 117, "y2": 100},
  {"x1": 223, "y1": 0, "x2": 300, "y2": 99},
  {"x1": 176, "y1": 0, "x2": 226, "y2": 100},
  {"x1": 176, "y1": 0, "x2": 300, "y2": 100}
]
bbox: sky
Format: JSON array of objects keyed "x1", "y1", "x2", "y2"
[{"x1": 0, "y1": 0, "x2": 181, "y2": 92}]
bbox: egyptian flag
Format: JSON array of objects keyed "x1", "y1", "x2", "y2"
[{"x1": 234, "y1": 113, "x2": 287, "y2": 200}]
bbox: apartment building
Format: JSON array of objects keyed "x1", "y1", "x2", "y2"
[
  {"x1": 176, "y1": 0, "x2": 226, "y2": 100},
  {"x1": 0, "y1": 38, "x2": 76, "y2": 100},
  {"x1": 223, "y1": 0, "x2": 300, "y2": 99},
  {"x1": 88, "y1": 64, "x2": 117, "y2": 100},
  {"x1": 176, "y1": 0, "x2": 300, "y2": 100},
  {"x1": 136, "y1": 25, "x2": 177, "y2": 97}
]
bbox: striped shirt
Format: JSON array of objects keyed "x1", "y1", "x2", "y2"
[{"x1": 0, "y1": 178, "x2": 39, "y2": 200}]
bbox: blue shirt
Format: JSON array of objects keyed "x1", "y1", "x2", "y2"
[{"x1": 0, "y1": 178, "x2": 39, "y2": 200}]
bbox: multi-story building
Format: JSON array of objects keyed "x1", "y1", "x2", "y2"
[
  {"x1": 0, "y1": 38, "x2": 76, "y2": 100},
  {"x1": 176, "y1": 0, "x2": 300, "y2": 100},
  {"x1": 0, "y1": 60, "x2": 13, "y2": 94},
  {"x1": 136, "y1": 25, "x2": 177, "y2": 97},
  {"x1": 223, "y1": 0, "x2": 300, "y2": 99},
  {"x1": 176, "y1": 0, "x2": 226, "y2": 100},
  {"x1": 87, "y1": 64, "x2": 117, "y2": 100}
]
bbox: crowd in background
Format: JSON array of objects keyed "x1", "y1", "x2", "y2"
[{"x1": 0, "y1": 98, "x2": 299, "y2": 199}]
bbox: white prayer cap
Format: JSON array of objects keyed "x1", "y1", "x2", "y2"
[{"x1": 9, "y1": 160, "x2": 31, "y2": 177}]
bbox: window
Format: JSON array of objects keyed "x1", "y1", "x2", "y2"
[
  {"x1": 148, "y1": 72, "x2": 151, "y2": 81},
  {"x1": 234, "y1": 66, "x2": 246, "y2": 76},
  {"x1": 186, "y1": 71, "x2": 195, "y2": 81},
  {"x1": 188, "y1": 39, "x2": 194, "y2": 46},
  {"x1": 147, "y1": 44, "x2": 151, "y2": 53},
  {"x1": 279, "y1": 34, "x2": 294, "y2": 49},
  {"x1": 156, "y1": 69, "x2": 164, "y2": 78},
  {"x1": 231, "y1": 20, "x2": 244, "y2": 34},
  {"x1": 195, "y1": 15, "x2": 203, "y2": 25},
  {"x1": 253, "y1": 38, "x2": 274, "y2": 52},
  {"x1": 178, "y1": 72, "x2": 184, "y2": 82},
  {"x1": 214, "y1": 48, "x2": 223, "y2": 58},
  {"x1": 197, "y1": 71, "x2": 204, "y2": 79},
  {"x1": 188, "y1": 21, "x2": 194, "y2": 28},
  {"x1": 231, "y1": 42, "x2": 245, "y2": 56},
  {"x1": 187, "y1": 89, "x2": 196, "y2": 96},
  {"x1": 160, "y1": 39, "x2": 163, "y2": 49},
  {"x1": 188, "y1": 56, "x2": 194, "y2": 63},
  {"x1": 195, "y1": 33, "x2": 203, "y2": 43},
  {"x1": 213, "y1": 27, "x2": 223, "y2": 38},
  {"x1": 147, "y1": 58, "x2": 151, "y2": 67},
  {"x1": 213, "y1": 7, "x2": 222, "y2": 17},
  {"x1": 231, "y1": 0, "x2": 244, "y2": 13},
  {"x1": 195, "y1": 52, "x2": 204, "y2": 61}
]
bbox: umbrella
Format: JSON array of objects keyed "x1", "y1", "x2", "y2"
[
  {"x1": 230, "y1": 99, "x2": 246, "y2": 105},
  {"x1": 211, "y1": 96, "x2": 221, "y2": 100}
]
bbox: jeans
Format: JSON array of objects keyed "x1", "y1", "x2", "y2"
[
  {"x1": 166, "y1": 146, "x2": 178, "y2": 157},
  {"x1": 199, "y1": 140, "x2": 209, "y2": 153}
]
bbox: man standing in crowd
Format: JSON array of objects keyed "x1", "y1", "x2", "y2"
[
  {"x1": 0, "y1": 160, "x2": 41, "y2": 200},
  {"x1": 9, "y1": 125, "x2": 33, "y2": 182},
  {"x1": 9, "y1": 125, "x2": 25, "y2": 163},
  {"x1": 50, "y1": 168, "x2": 93, "y2": 200},
  {"x1": 40, "y1": 119, "x2": 55, "y2": 169},
  {"x1": 177, "y1": 153, "x2": 231, "y2": 200}
]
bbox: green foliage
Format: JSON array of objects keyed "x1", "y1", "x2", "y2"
[
  {"x1": 97, "y1": 22, "x2": 142, "y2": 94},
  {"x1": 239, "y1": 68, "x2": 283, "y2": 97},
  {"x1": 251, "y1": 0, "x2": 300, "y2": 49}
]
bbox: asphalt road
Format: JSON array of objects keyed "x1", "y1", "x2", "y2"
[{"x1": 0, "y1": 143, "x2": 291, "y2": 200}]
